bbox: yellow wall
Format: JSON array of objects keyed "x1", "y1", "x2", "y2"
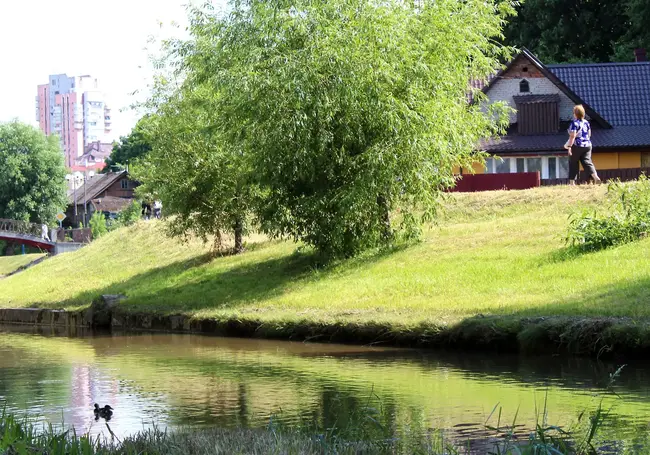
[
  {"x1": 470, "y1": 162, "x2": 485, "y2": 174},
  {"x1": 591, "y1": 152, "x2": 619, "y2": 170},
  {"x1": 619, "y1": 152, "x2": 641, "y2": 169}
]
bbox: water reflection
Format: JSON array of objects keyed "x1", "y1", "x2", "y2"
[{"x1": 0, "y1": 324, "x2": 649, "y2": 449}]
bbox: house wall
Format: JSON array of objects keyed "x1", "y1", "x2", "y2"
[
  {"x1": 99, "y1": 177, "x2": 137, "y2": 199},
  {"x1": 487, "y1": 78, "x2": 575, "y2": 124},
  {"x1": 462, "y1": 151, "x2": 644, "y2": 178}
]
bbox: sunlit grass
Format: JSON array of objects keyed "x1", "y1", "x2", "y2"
[
  {"x1": 1, "y1": 185, "x2": 649, "y2": 327},
  {"x1": 0, "y1": 253, "x2": 45, "y2": 276}
]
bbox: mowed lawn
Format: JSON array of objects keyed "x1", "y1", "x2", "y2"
[
  {"x1": 1, "y1": 186, "x2": 649, "y2": 327},
  {"x1": 0, "y1": 254, "x2": 45, "y2": 276}
]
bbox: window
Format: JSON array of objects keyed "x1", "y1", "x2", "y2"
[
  {"x1": 519, "y1": 79, "x2": 530, "y2": 93},
  {"x1": 527, "y1": 158, "x2": 542, "y2": 174},
  {"x1": 495, "y1": 158, "x2": 511, "y2": 174},
  {"x1": 516, "y1": 158, "x2": 525, "y2": 173},
  {"x1": 558, "y1": 157, "x2": 569, "y2": 178},
  {"x1": 642, "y1": 152, "x2": 650, "y2": 168},
  {"x1": 485, "y1": 158, "x2": 495, "y2": 174},
  {"x1": 548, "y1": 157, "x2": 557, "y2": 179},
  {"x1": 121, "y1": 180, "x2": 129, "y2": 189}
]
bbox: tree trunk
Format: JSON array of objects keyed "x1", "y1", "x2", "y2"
[
  {"x1": 377, "y1": 194, "x2": 392, "y2": 241},
  {"x1": 233, "y1": 217, "x2": 244, "y2": 254}
]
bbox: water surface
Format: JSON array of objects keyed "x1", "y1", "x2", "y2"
[{"x1": 1, "y1": 325, "x2": 649, "y2": 449}]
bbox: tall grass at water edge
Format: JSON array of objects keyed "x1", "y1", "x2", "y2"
[{"x1": 0, "y1": 371, "x2": 637, "y2": 455}]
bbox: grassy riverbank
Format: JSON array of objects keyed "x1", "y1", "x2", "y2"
[
  {"x1": 0, "y1": 253, "x2": 45, "y2": 276},
  {"x1": 0, "y1": 404, "x2": 617, "y2": 455},
  {"x1": 1, "y1": 186, "x2": 650, "y2": 354}
]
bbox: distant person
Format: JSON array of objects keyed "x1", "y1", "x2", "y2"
[
  {"x1": 565, "y1": 105, "x2": 601, "y2": 185},
  {"x1": 153, "y1": 200, "x2": 162, "y2": 219},
  {"x1": 41, "y1": 224, "x2": 50, "y2": 242},
  {"x1": 141, "y1": 201, "x2": 152, "y2": 220}
]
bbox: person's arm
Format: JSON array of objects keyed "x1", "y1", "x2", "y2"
[{"x1": 567, "y1": 122, "x2": 577, "y2": 155}]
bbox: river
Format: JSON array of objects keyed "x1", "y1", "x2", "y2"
[{"x1": 0, "y1": 325, "x2": 649, "y2": 450}]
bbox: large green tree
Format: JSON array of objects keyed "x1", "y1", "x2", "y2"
[
  {"x1": 133, "y1": 80, "x2": 255, "y2": 253},
  {"x1": 104, "y1": 116, "x2": 153, "y2": 172},
  {"x1": 0, "y1": 121, "x2": 67, "y2": 223},
  {"x1": 504, "y1": 0, "x2": 647, "y2": 63},
  {"x1": 168, "y1": 0, "x2": 513, "y2": 258}
]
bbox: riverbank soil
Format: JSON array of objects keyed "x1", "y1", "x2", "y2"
[{"x1": 1, "y1": 186, "x2": 649, "y2": 356}]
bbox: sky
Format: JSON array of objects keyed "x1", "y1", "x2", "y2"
[{"x1": 0, "y1": 0, "x2": 224, "y2": 140}]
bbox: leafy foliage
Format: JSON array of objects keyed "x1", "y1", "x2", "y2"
[
  {"x1": 132, "y1": 83, "x2": 255, "y2": 253},
  {"x1": 151, "y1": 0, "x2": 513, "y2": 259},
  {"x1": 505, "y1": 0, "x2": 648, "y2": 63},
  {"x1": 115, "y1": 201, "x2": 142, "y2": 227},
  {"x1": 89, "y1": 211, "x2": 109, "y2": 239},
  {"x1": 104, "y1": 117, "x2": 153, "y2": 172},
  {"x1": 567, "y1": 176, "x2": 650, "y2": 251},
  {"x1": 0, "y1": 121, "x2": 67, "y2": 223}
]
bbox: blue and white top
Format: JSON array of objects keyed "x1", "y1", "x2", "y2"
[{"x1": 569, "y1": 119, "x2": 592, "y2": 148}]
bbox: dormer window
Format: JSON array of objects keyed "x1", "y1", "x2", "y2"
[{"x1": 520, "y1": 79, "x2": 530, "y2": 93}]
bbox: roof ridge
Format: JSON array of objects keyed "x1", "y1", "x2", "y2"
[{"x1": 548, "y1": 62, "x2": 650, "y2": 68}]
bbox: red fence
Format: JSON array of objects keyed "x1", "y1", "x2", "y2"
[
  {"x1": 542, "y1": 167, "x2": 650, "y2": 186},
  {"x1": 450, "y1": 172, "x2": 541, "y2": 193}
]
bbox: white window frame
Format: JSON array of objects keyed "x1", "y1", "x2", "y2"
[{"x1": 506, "y1": 156, "x2": 569, "y2": 179}]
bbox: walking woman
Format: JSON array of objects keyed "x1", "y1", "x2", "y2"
[{"x1": 566, "y1": 105, "x2": 601, "y2": 184}]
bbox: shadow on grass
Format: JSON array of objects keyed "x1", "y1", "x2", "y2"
[{"x1": 46, "y1": 240, "x2": 414, "y2": 315}]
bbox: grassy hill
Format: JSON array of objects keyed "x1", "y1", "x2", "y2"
[
  {"x1": 0, "y1": 254, "x2": 45, "y2": 277},
  {"x1": 1, "y1": 186, "x2": 649, "y2": 353}
]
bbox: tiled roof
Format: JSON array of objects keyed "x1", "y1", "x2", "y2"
[
  {"x1": 91, "y1": 196, "x2": 133, "y2": 213},
  {"x1": 68, "y1": 171, "x2": 127, "y2": 205},
  {"x1": 482, "y1": 126, "x2": 650, "y2": 153},
  {"x1": 548, "y1": 62, "x2": 650, "y2": 126}
]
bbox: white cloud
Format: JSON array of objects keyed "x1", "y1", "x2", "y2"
[{"x1": 0, "y1": 0, "x2": 223, "y2": 139}]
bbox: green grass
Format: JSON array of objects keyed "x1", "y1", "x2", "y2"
[
  {"x1": 1, "y1": 186, "x2": 650, "y2": 345},
  {"x1": 0, "y1": 254, "x2": 45, "y2": 276}
]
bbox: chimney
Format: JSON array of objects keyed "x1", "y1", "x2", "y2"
[{"x1": 634, "y1": 48, "x2": 647, "y2": 62}]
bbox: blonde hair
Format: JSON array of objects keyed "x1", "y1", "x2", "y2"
[{"x1": 574, "y1": 105, "x2": 586, "y2": 120}]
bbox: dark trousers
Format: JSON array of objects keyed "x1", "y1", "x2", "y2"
[{"x1": 569, "y1": 145, "x2": 597, "y2": 181}]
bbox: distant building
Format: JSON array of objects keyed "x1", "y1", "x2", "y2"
[
  {"x1": 66, "y1": 170, "x2": 138, "y2": 227},
  {"x1": 71, "y1": 141, "x2": 114, "y2": 173},
  {"x1": 36, "y1": 74, "x2": 112, "y2": 169}
]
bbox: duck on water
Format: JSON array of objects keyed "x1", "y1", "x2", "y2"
[{"x1": 93, "y1": 404, "x2": 114, "y2": 420}]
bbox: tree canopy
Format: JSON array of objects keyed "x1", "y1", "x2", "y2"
[
  {"x1": 504, "y1": 0, "x2": 649, "y2": 63},
  {"x1": 140, "y1": 0, "x2": 513, "y2": 258},
  {"x1": 104, "y1": 116, "x2": 153, "y2": 172},
  {"x1": 0, "y1": 121, "x2": 68, "y2": 224}
]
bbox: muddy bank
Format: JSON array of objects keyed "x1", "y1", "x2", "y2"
[{"x1": 0, "y1": 297, "x2": 647, "y2": 359}]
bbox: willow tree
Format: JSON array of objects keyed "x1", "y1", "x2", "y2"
[
  {"x1": 159, "y1": 0, "x2": 514, "y2": 258},
  {"x1": 133, "y1": 81, "x2": 254, "y2": 253}
]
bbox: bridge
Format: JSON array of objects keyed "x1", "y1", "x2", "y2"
[{"x1": 0, "y1": 219, "x2": 83, "y2": 255}]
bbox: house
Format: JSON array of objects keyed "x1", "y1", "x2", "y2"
[
  {"x1": 66, "y1": 170, "x2": 139, "y2": 227},
  {"x1": 468, "y1": 48, "x2": 650, "y2": 184},
  {"x1": 71, "y1": 141, "x2": 113, "y2": 174}
]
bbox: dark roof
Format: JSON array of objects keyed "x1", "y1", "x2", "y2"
[
  {"x1": 481, "y1": 48, "x2": 612, "y2": 129},
  {"x1": 482, "y1": 126, "x2": 650, "y2": 153},
  {"x1": 548, "y1": 62, "x2": 650, "y2": 127},
  {"x1": 91, "y1": 196, "x2": 133, "y2": 213},
  {"x1": 513, "y1": 94, "x2": 560, "y2": 104},
  {"x1": 68, "y1": 171, "x2": 127, "y2": 205}
]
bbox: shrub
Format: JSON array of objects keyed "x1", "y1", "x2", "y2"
[
  {"x1": 89, "y1": 212, "x2": 108, "y2": 239},
  {"x1": 111, "y1": 200, "x2": 142, "y2": 230},
  {"x1": 567, "y1": 176, "x2": 650, "y2": 251}
]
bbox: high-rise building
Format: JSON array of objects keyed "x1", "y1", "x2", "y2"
[{"x1": 36, "y1": 74, "x2": 112, "y2": 168}]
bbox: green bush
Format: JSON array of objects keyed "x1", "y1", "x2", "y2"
[
  {"x1": 89, "y1": 212, "x2": 108, "y2": 239},
  {"x1": 109, "y1": 201, "x2": 142, "y2": 231},
  {"x1": 567, "y1": 176, "x2": 650, "y2": 251}
]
